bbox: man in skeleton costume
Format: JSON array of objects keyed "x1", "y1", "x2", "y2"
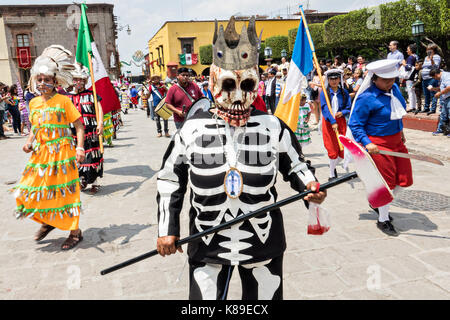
[
  {"x1": 69, "y1": 64, "x2": 104, "y2": 193},
  {"x1": 156, "y1": 17, "x2": 326, "y2": 300}
]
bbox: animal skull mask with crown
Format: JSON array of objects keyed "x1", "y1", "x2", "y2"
[{"x1": 209, "y1": 16, "x2": 261, "y2": 127}]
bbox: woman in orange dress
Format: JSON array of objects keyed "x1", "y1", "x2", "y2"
[{"x1": 14, "y1": 45, "x2": 86, "y2": 250}]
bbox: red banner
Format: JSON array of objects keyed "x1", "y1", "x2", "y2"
[
  {"x1": 17, "y1": 47, "x2": 32, "y2": 69},
  {"x1": 192, "y1": 53, "x2": 198, "y2": 65}
]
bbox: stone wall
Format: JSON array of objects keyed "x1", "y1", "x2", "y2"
[{"x1": 0, "y1": 4, "x2": 120, "y2": 86}]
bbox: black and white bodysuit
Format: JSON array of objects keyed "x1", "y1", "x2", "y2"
[{"x1": 156, "y1": 108, "x2": 317, "y2": 299}]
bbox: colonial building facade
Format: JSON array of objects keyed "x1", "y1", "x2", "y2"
[
  {"x1": 147, "y1": 10, "x2": 347, "y2": 80},
  {"x1": 148, "y1": 18, "x2": 301, "y2": 80},
  {"x1": 0, "y1": 3, "x2": 121, "y2": 87}
]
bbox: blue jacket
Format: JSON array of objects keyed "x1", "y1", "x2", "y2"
[
  {"x1": 130, "y1": 88, "x2": 138, "y2": 98},
  {"x1": 320, "y1": 87, "x2": 351, "y2": 125},
  {"x1": 348, "y1": 83, "x2": 406, "y2": 147}
]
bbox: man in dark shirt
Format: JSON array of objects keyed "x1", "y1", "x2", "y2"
[
  {"x1": 264, "y1": 69, "x2": 277, "y2": 114},
  {"x1": 149, "y1": 75, "x2": 169, "y2": 137},
  {"x1": 165, "y1": 67, "x2": 204, "y2": 129}
]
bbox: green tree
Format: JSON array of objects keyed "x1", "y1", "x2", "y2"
[
  {"x1": 288, "y1": 24, "x2": 326, "y2": 58},
  {"x1": 199, "y1": 44, "x2": 213, "y2": 65},
  {"x1": 265, "y1": 35, "x2": 289, "y2": 61},
  {"x1": 323, "y1": 0, "x2": 448, "y2": 61}
]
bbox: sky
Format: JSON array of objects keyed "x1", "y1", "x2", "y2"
[{"x1": 0, "y1": 0, "x2": 396, "y2": 75}]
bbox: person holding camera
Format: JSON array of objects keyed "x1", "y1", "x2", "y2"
[{"x1": 430, "y1": 68, "x2": 450, "y2": 137}]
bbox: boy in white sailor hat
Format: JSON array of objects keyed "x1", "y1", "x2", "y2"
[
  {"x1": 348, "y1": 59, "x2": 412, "y2": 236},
  {"x1": 320, "y1": 68, "x2": 352, "y2": 181}
]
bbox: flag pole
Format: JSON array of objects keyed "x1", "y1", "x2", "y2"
[
  {"x1": 88, "y1": 52, "x2": 104, "y2": 154},
  {"x1": 298, "y1": 5, "x2": 343, "y2": 151},
  {"x1": 100, "y1": 171, "x2": 359, "y2": 275}
]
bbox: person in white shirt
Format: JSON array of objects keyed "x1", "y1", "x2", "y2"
[
  {"x1": 279, "y1": 57, "x2": 290, "y2": 72},
  {"x1": 275, "y1": 72, "x2": 284, "y2": 108},
  {"x1": 387, "y1": 41, "x2": 405, "y2": 68}
]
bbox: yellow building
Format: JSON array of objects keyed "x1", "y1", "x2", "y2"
[{"x1": 147, "y1": 18, "x2": 301, "y2": 80}]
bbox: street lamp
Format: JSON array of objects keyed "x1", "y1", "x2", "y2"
[
  {"x1": 264, "y1": 46, "x2": 273, "y2": 67},
  {"x1": 118, "y1": 24, "x2": 131, "y2": 35},
  {"x1": 412, "y1": 20, "x2": 424, "y2": 37},
  {"x1": 411, "y1": 19, "x2": 424, "y2": 56},
  {"x1": 281, "y1": 49, "x2": 287, "y2": 58}
]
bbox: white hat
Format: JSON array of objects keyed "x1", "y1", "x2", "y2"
[
  {"x1": 366, "y1": 59, "x2": 400, "y2": 79},
  {"x1": 324, "y1": 68, "x2": 343, "y2": 78}
]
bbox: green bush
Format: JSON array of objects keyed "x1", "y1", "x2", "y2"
[
  {"x1": 439, "y1": 0, "x2": 450, "y2": 35},
  {"x1": 199, "y1": 44, "x2": 213, "y2": 65},
  {"x1": 264, "y1": 35, "x2": 289, "y2": 60},
  {"x1": 203, "y1": 0, "x2": 449, "y2": 67},
  {"x1": 323, "y1": 0, "x2": 446, "y2": 50},
  {"x1": 288, "y1": 24, "x2": 326, "y2": 58},
  {"x1": 309, "y1": 24, "x2": 325, "y2": 51},
  {"x1": 288, "y1": 28, "x2": 297, "y2": 55}
]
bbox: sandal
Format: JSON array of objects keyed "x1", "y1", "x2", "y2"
[
  {"x1": 35, "y1": 224, "x2": 56, "y2": 241},
  {"x1": 80, "y1": 178, "x2": 87, "y2": 191},
  {"x1": 61, "y1": 230, "x2": 83, "y2": 250},
  {"x1": 90, "y1": 185, "x2": 100, "y2": 194}
]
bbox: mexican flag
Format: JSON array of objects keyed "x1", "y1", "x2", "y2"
[
  {"x1": 179, "y1": 53, "x2": 198, "y2": 65},
  {"x1": 75, "y1": 3, "x2": 121, "y2": 114}
]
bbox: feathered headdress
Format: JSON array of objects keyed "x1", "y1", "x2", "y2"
[
  {"x1": 29, "y1": 45, "x2": 75, "y2": 92},
  {"x1": 70, "y1": 63, "x2": 90, "y2": 80}
]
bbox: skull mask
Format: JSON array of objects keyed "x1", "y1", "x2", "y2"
[{"x1": 210, "y1": 16, "x2": 261, "y2": 127}]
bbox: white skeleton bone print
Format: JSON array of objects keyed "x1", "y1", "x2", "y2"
[{"x1": 157, "y1": 108, "x2": 316, "y2": 266}]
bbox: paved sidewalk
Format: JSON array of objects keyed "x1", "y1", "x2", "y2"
[
  {"x1": 1, "y1": 110, "x2": 449, "y2": 300},
  {"x1": 404, "y1": 128, "x2": 450, "y2": 162}
]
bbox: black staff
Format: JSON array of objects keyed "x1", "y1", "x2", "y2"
[{"x1": 100, "y1": 171, "x2": 358, "y2": 275}]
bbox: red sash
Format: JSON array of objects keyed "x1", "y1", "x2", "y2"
[{"x1": 368, "y1": 132, "x2": 413, "y2": 190}]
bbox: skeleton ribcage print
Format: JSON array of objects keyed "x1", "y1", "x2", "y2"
[{"x1": 157, "y1": 109, "x2": 316, "y2": 266}]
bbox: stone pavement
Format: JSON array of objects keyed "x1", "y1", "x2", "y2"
[
  {"x1": 1, "y1": 109, "x2": 450, "y2": 300},
  {"x1": 403, "y1": 128, "x2": 450, "y2": 162}
]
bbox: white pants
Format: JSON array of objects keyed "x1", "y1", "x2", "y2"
[
  {"x1": 189, "y1": 256, "x2": 283, "y2": 300},
  {"x1": 378, "y1": 186, "x2": 404, "y2": 222},
  {"x1": 406, "y1": 80, "x2": 417, "y2": 110}
]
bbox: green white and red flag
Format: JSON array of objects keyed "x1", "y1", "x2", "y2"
[{"x1": 76, "y1": 3, "x2": 120, "y2": 113}]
